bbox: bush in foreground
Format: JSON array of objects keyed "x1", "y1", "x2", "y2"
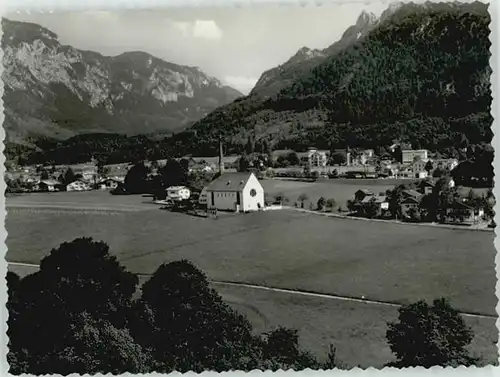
[
  {"x1": 7, "y1": 238, "x2": 141, "y2": 374},
  {"x1": 386, "y1": 298, "x2": 479, "y2": 368}
]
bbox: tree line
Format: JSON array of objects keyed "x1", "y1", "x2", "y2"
[{"x1": 7, "y1": 237, "x2": 483, "y2": 374}]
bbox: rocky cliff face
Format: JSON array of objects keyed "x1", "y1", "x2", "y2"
[{"x1": 2, "y1": 18, "x2": 242, "y2": 143}]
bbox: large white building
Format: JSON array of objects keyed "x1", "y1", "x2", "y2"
[
  {"x1": 402, "y1": 149, "x2": 428, "y2": 164},
  {"x1": 200, "y1": 172, "x2": 265, "y2": 212},
  {"x1": 298, "y1": 148, "x2": 328, "y2": 169}
]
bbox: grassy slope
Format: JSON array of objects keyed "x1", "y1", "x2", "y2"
[
  {"x1": 6, "y1": 192, "x2": 496, "y2": 315},
  {"x1": 6, "y1": 190, "x2": 497, "y2": 367}
]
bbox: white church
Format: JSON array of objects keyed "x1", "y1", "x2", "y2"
[
  {"x1": 199, "y1": 171, "x2": 265, "y2": 213},
  {"x1": 199, "y1": 140, "x2": 265, "y2": 213}
]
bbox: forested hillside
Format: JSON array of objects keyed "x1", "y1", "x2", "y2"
[
  {"x1": 12, "y1": 2, "x2": 493, "y2": 167},
  {"x1": 187, "y1": 1, "x2": 491, "y2": 157}
]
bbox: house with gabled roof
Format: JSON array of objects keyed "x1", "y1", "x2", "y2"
[
  {"x1": 354, "y1": 189, "x2": 374, "y2": 202},
  {"x1": 400, "y1": 190, "x2": 424, "y2": 218},
  {"x1": 418, "y1": 179, "x2": 435, "y2": 195},
  {"x1": 445, "y1": 201, "x2": 484, "y2": 225},
  {"x1": 97, "y1": 177, "x2": 122, "y2": 190},
  {"x1": 401, "y1": 189, "x2": 422, "y2": 199},
  {"x1": 36, "y1": 179, "x2": 64, "y2": 192},
  {"x1": 200, "y1": 172, "x2": 264, "y2": 212},
  {"x1": 67, "y1": 180, "x2": 91, "y2": 192},
  {"x1": 359, "y1": 194, "x2": 389, "y2": 217}
]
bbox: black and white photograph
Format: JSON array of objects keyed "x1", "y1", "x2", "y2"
[{"x1": 2, "y1": 0, "x2": 497, "y2": 374}]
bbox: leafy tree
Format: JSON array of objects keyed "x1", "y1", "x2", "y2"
[
  {"x1": 326, "y1": 198, "x2": 337, "y2": 211},
  {"x1": 34, "y1": 313, "x2": 152, "y2": 375},
  {"x1": 346, "y1": 199, "x2": 359, "y2": 213},
  {"x1": 245, "y1": 138, "x2": 255, "y2": 155},
  {"x1": 130, "y1": 260, "x2": 257, "y2": 372},
  {"x1": 159, "y1": 159, "x2": 188, "y2": 188},
  {"x1": 124, "y1": 162, "x2": 149, "y2": 194},
  {"x1": 425, "y1": 160, "x2": 434, "y2": 174},
  {"x1": 317, "y1": 197, "x2": 326, "y2": 211},
  {"x1": 8, "y1": 238, "x2": 140, "y2": 374},
  {"x1": 40, "y1": 170, "x2": 49, "y2": 180},
  {"x1": 274, "y1": 193, "x2": 289, "y2": 205},
  {"x1": 406, "y1": 206, "x2": 422, "y2": 222},
  {"x1": 361, "y1": 197, "x2": 380, "y2": 219},
  {"x1": 386, "y1": 298, "x2": 478, "y2": 368},
  {"x1": 5, "y1": 177, "x2": 23, "y2": 194},
  {"x1": 329, "y1": 152, "x2": 346, "y2": 165},
  {"x1": 63, "y1": 168, "x2": 77, "y2": 185},
  {"x1": 297, "y1": 193, "x2": 308, "y2": 208},
  {"x1": 276, "y1": 155, "x2": 287, "y2": 167},
  {"x1": 263, "y1": 327, "x2": 299, "y2": 363},
  {"x1": 433, "y1": 168, "x2": 446, "y2": 178},
  {"x1": 261, "y1": 327, "x2": 320, "y2": 370},
  {"x1": 179, "y1": 158, "x2": 190, "y2": 172},
  {"x1": 238, "y1": 156, "x2": 250, "y2": 172},
  {"x1": 287, "y1": 152, "x2": 300, "y2": 166},
  {"x1": 97, "y1": 161, "x2": 110, "y2": 177},
  {"x1": 323, "y1": 344, "x2": 343, "y2": 369}
]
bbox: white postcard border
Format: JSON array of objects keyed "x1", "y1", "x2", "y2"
[{"x1": 0, "y1": 0, "x2": 498, "y2": 376}]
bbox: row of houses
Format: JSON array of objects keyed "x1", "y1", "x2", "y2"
[
  {"x1": 352, "y1": 178, "x2": 486, "y2": 226},
  {"x1": 381, "y1": 156, "x2": 458, "y2": 179},
  {"x1": 36, "y1": 177, "x2": 123, "y2": 193}
]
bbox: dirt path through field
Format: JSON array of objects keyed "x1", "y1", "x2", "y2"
[{"x1": 7, "y1": 261, "x2": 495, "y2": 320}]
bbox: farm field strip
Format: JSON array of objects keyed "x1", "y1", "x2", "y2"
[
  {"x1": 6, "y1": 205, "x2": 496, "y2": 316},
  {"x1": 7, "y1": 205, "x2": 144, "y2": 214},
  {"x1": 120, "y1": 211, "x2": 313, "y2": 263},
  {"x1": 7, "y1": 260, "x2": 496, "y2": 320}
]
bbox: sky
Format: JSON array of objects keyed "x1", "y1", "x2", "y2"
[{"x1": 7, "y1": 3, "x2": 388, "y2": 94}]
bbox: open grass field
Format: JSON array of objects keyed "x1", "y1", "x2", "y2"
[
  {"x1": 5, "y1": 190, "x2": 498, "y2": 367},
  {"x1": 214, "y1": 284, "x2": 497, "y2": 368},
  {"x1": 262, "y1": 178, "x2": 410, "y2": 209},
  {"x1": 261, "y1": 178, "x2": 492, "y2": 209}
]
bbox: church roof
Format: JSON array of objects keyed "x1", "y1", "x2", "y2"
[{"x1": 205, "y1": 172, "x2": 255, "y2": 192}]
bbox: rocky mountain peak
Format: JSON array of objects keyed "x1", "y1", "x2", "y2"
[
  {"x1": 292, "y1": 46, "x2": 324, "y2": 61},
  {"x1": 379, "y1": 2, "x2": 407, "y2": 22},
  {"x1": 2, "y1": 18, "x2": 243, "y2": 142},
  {"x1": 356, "y1": 10, "x2": 378, "y2": 28}
]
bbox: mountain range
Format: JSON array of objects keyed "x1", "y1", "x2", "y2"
[
  {"x1": 2, "y1": 18, "x2": 242, "y2": 144},
  {"x1": 3, "y1": 1, "x2": 493, "y2": 166},
  {"x1": 185, "y1": 1, "x2": 491, "y2": 156}
]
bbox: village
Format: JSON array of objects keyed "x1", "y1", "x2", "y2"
[{"x1": 4, "y1": 141, "x2": 494, "y2": 229}]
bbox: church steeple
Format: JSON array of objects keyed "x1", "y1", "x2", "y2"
[
  {"x1": 346, "y1": 144, "x2": 351, "y2": 167},
  {"x1": 218, "y1": 137, "x2": 225, "y2": 174}
]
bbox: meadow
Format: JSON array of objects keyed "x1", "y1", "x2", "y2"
[
  {"x1": 6, "y1": 189, "x2": 498, "y2": 367},
  {"x1": 262, "y1": 178, "x2": 412, "y2": 208}
]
